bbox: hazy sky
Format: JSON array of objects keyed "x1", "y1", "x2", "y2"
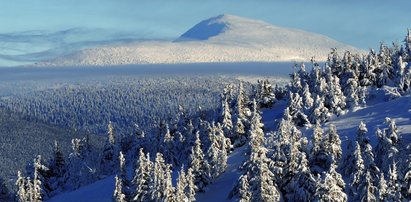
[{"x1": 1, "y1": 0, "x2": 410, "y2": 52}]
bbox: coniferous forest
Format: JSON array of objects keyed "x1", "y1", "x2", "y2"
[{"x1": 2, "y1": 30, "x2": 409, "y2": 202}]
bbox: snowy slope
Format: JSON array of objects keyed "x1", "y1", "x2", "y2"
[
  {"x1": 47, "y1": 93, "x2": 411, "y2": 201},
  {"x1": 36, "y1": 14, "x2": 363, "y2": 67}
]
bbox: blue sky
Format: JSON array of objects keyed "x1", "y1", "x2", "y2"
[{"x1": 0, "y1": 0, "x2": 410, "y2": 66}]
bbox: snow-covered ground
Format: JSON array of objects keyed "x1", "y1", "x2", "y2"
[
  {"x1": 46, "y1": 92, "x2": 411, "y2": 202},
  {"x1": 35, "y1": 14, "x2": 363, "y2": 67}
]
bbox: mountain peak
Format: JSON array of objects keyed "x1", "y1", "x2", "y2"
[{"x1": 176, "y1": 14, "x2": 233, "y2": 41}]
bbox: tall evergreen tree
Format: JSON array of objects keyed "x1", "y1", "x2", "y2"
[
  {"x1": 132, "y1": 149, "x2": 152, "y2": 202},
  {"x1": 113, "y1": 175, "x2": 127, "y2": 202},
  {"x1": 48, "y1": 141, "x2": 66, "y2": 194},
  {"x1": 100, "y1": 121, "x2": 119, "y2": 176},
  {"x1": 175, "y1": 166, "x2": 188, "y2": 202},
  {"x1": 189, "y1": 132, "x2": 210, "y2": 192}
]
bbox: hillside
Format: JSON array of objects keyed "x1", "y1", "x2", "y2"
[
  {"x1": 36, "y1": 14, "x2": 363, "y2": 67},
  {"x1": 0, "y1": 107, "x2": 99, "y2": 183},
  {"x1": 46, "y1": 94, "x2": 411, "y2": 201}
]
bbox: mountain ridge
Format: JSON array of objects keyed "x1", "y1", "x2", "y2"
[{"x1": 35, "y1": 14, "x2": 364, "y2": 67}]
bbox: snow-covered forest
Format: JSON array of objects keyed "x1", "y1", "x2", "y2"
[{"x1": 1, "y1": 30, "x2": 411, "y2": 202}]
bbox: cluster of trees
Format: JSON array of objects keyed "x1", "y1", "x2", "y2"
[
  {"x1": 285, "y1": 30, "x2": 411, "y2": 127},
  {"x1": 228, "y1": 30, "x2": 411, "y2": 202},
  {"x1": 230, "y1": 114, "x2": 410, "y2": 201},
  {"x1": 0, "y1": 76, "x2": 234, "y2": 135},
  {"x1": 8, "y1": 30, "x2": 411, "y2": 202}
]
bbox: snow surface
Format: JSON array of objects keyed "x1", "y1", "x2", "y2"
[
  {"x1": 46, "y1": 92, "x2": 411, "y2": 202},
  {"x1": 35, "y1": 14, "x2": 364, "y2": 67}
]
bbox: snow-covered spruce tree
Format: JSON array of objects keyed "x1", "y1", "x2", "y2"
[
  {"x1": 151, "y1": 153, "x2": 167, "y2": 201},
  {"x1": 221, "y1": 96, "x2": 233, "y2": 141},
  {"x1": 175, "y1": 166, "x2": 188, "y2": 202},
  {"x1": 248, "y1": 148, "x2": 282, "y2": 202},
  {"x1": 113, "y1": 175, "x2": 127, "y2": 202},
  {"x1": 32, "y1": 155, "x2": 49, "y2": 201},
  {"x1": 117, "y1": 151, "x2": 130, "y2": 199},
  {"x1": 377, "y1": 172, "x2": 388, "y2": 201},
  {"x1": 288, "y1": 93, "x2": 310, "y2": 127},
  {"x1": 207, "y1": 124, "x2": 228, "y2": 179},
  {"x1": 357, "y1": 171, "x2": 378, "y2": 202},
  {"x1": 347, "y1": 142, "x2": 365, "y2": 201},
  {"x1": 185, "y1": 167, "x2": 197, "y2": 202},
  {"x1": 248, "y1": 99, "x2": 265, "y2": 155},
  {"x1": 309, "y1": 123, "x2": 323, "y2": 165},
  {"x1": 385, "y1": 162, "x2": 403, "y2": 201},
  {"x1": 160, "y1": 124, "x2": 177, "y2": 166},
  {"x1": 189, "y1": 132, "x2": 211, "y2": 192},
  {"x1": 233, "y1": 82, "x2": 248, "y2": 147},
  {"x1": 47, "y1": 140, "x2": 66, "y2": 195},
  {"x1": 256, "y1": 79, "x2": 276, "y2": 108},
  {"x1": 16, "y1": 171, "x2": 28, "y2": 202},
  {"x1": 357, "y1": 121, "x2": 369, "y2": 148},
  {"x1": 301, "y1": 84, "x2": 314, "y2": 112},
  {"x1": 284, "y1": 151, "x2": 317, "y2": 202},
  {"x1": 309, "y1": 95, "x2": 329, "y2": 124},
  {"x1": 314, "y1": 160, "x2": 347, "y2": 202},
  {"x1": 375, "y1": 118, "x2": 400, "y2": 175},
  {"x1": 238, "y1": 175, "x2": 252, "y2": 202},
  {"x1": 65, "y1": 137, "x2": 97, "y2": 190},
  {"x1": 344, "y1": 78, "x2": 359, "y2": 109},
  {"x1": 132, "y1": 149, "x2": 152, "y2": 202},
  {"x1": 325, "y1": 72, "x2": 346, "y2": 116},
  {"x1": 163, "y1": 164, "x2": 176, "y2": 202},
  {"x1": 100, "y1": 121, "x2": 119, "y2": 176}
]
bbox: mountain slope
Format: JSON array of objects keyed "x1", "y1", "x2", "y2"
[
  {"x1": 0, "y1": 107, "x2": 99, "y2": 184},
  {"x1": 36, "y1": 14, "x2": 363, "y2": 67},
  {"x1": 46, "y1": 93, "x2": 411, "y2": 201}
]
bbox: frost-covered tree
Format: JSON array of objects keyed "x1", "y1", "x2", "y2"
[
  {"x1": 314, "y1": 161, "x2": 347, "y2": 202},
  {"x1": 248, "y1": 99, "x2": 265, "y2": 155},
  {"x1": 288, "y1": 93, "x2": 310, "y2": 127},
  {"x1": 357, "y1": 171, "x2": 378, "y2": 202},
  {"x1": 309, "y1": 95, "x2": 329, "y2": 124},
  {"x1": 377, "y1": 172, "x2": 387, "y2": 201},
  {"x1": 344, "y1": 78, "x2": 359, "y2": 109},
  {"x1": 248, "y1": 148, "x2": 282, "y2": 202},
  {"x1": 375, "y1": 118, "x2": 400, "y2": 175},
  {"x1": 175, "y1": 166, "x2": 188, "y2": 202},
  {"x1": 348, "y1": 142, "x2": 365, "y2": 201},
  {"x1": 221, "y1": 97, "x2": 233, "y2": 140},
  {"x1": 385, "y1": 162, "x2": 402, "y2": 201},
  {"x1": 100, "y1": 121, "x2": 119, "y2": 176},
  {"x1": 185, "y1": 168, "x2": 197, "y2": 202},
  {"x1": 132, "y1": 149, "x2": 152, "y2": 202},
  {"x1": 302, "y1": 84, "x2": 314, "y2": 111},
  {"x1": 238, "y1": 175, "x2": 252, "y2": 202},
  {"x1": 256, "y1": 79, "x2": 276, "y2": 108},
  {"x1": 151, "y1": 153, "x2": 166, "y2": 201},
  {"x1": 189, "y1": 132, "x2": 210, "y2": 192},
  {"x1": 161, "y1": 124, "x2": 177, "y2": 166},
  {"x1": 48, "y1": 141, "x2": 66, "y2": 195},
  {"x1": 65, "y1": 137, "x2": 97, "y2": 190},
  {"x1": 113, "y1": 175, "x2": 127, "y2": 202},
  {"x1": 163, "y1": 164, "x2": 176, "y2": 202},
  {"x1": 285, "y1": 152, "x2": 317, "y2": 202},
  {"x1": 16, "y1": 171, "x2": 28, "y2": 202},
  {"x1": 32, "y1": 155, "x2": 48, "y2": 201}
]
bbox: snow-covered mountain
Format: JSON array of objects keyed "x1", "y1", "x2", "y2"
[{"x1": 36, "y1": 14, "x2": 363, "y2": 66}]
